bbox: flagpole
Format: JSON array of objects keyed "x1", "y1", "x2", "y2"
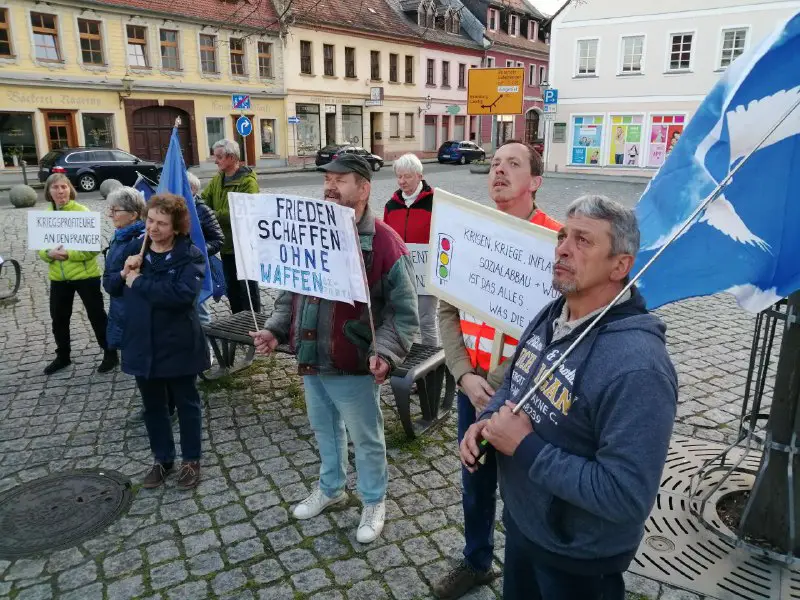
[{"x1": 473, "y1": 92, "x2": 800, "y2": 466}]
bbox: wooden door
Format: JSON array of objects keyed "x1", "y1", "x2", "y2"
[{"x1": 43, "y1": 111, "x2": 76, "y2": 150}]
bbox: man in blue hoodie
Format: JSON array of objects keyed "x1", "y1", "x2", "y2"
[{"x1": 460, "y1": 195, "x2": 677, "y2": 600}]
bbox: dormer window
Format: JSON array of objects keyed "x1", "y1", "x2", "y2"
[
  {"x1": 487, "y1": 8, "x2": 498, "y2": 32},
  {"x1": 528, "y1": 20, "x2": 538, "y2": 41},
  {"x1": 509, "y1": 14, "x2": 519, "y2": 37},
  {"x1": 446, "y1": 10, "x2": 460, "y2": 34}
]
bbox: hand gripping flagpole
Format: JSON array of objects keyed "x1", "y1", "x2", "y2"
[{"x1": 472, "y1": 93, "x2": 800, "y2": 467}]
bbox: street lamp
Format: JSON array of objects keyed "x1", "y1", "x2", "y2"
[
  {"x1": 118, "y1": 76, "x2": 133, "y2": 107},
  {"x1": 418, "y1": 95, "x2": 432, "y2": 116}
]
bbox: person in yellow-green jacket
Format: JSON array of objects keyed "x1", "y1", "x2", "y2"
[{"x1": 38, "y1": 173, "x2": 115, "y2": 375}]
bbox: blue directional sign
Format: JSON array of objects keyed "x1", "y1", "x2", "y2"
[
  {"x1": 232, "y1": 94, "x2": 251, "y2": 110},
  {"x1": 543, "y1": 89, "x2": 559, "y2": 105},
  {"x1": 236, "y1": 115, "x2": 253, "y2": 137},
  {"x1": 288, "y1": 116, "x2": 300, "y2": 125}
]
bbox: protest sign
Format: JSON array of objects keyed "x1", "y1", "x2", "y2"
[
  {"x1": 27, "y1": 211, "x2": 102, "y2": 251},
  {"x1": 406, "y1": 243, "x2": 431, "y2": 295},
  {"x1": 229, "y1": 193, "x2": 368, "y2": 304},
  {"x1": 428, "y1": 189, "x2": 559, "y2": 339}
]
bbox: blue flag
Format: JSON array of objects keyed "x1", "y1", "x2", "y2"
[
  {"x1": 633, "y1": 11, "x2": 800, "y2": 312},
  {"x1": 133, "y1": 172, "x2": 157, "y2": 202},
  {"x1": 155, "y1": 127, "x2": 214, "y2": 304}
]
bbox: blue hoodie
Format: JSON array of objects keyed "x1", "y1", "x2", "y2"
[
  {"x1": 480, "y1": 287, "x2": 677, "y2": 575},
  {"x1": 103, "y1": 220, "x2": 146, "y2": 350}
]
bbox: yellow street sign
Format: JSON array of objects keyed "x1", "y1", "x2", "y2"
[{"x1": 467, "y1": 68, "x2": 525, "y2": 116}]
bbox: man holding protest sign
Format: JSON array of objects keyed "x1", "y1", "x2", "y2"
[
  {"x1": 251, "y1": 154, "x2": 419, "y2": 544},
  {"x1": 460, "y1": 195, "x2": 677, "y2": 599},
  {"x1": 434, "y1": 141, "x2": 561, "y2": 599}
]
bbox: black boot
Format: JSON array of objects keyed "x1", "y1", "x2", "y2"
[
  {"x1": 97, "y1": 350, "x2": 119, "y2": 373},
  {"x1": 44, "y1": 356, "x2": 71, "y2": 375}
]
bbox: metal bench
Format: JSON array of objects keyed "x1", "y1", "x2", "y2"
[
  {"x1": 390, "y1": 344, "x2": 455, "y2": 439},
  {"x1": 0, "y1": 258, "x2": 21, "y2": 300}
]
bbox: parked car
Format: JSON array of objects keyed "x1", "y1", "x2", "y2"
[
  {"x1": 38, "y1": 148, "x2": 162, "y2": 193},
  {"x1": 437, "y1": 141, "x2": 486, "y2": 165},
  {"x1": 315, "y1": 145, "x2": 383, "y2": 172}
]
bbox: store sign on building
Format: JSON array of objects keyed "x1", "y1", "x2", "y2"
[
  {"x1": 446, "y1": 105, "x2": 461, "y2": 115},
  {"x1": 325, "y1": 105, "x2": 337, "y2": 114}
]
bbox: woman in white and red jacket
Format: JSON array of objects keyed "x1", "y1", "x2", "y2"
[{"x1": 383, "y1": 153, "x2": 438, "y2": 346}]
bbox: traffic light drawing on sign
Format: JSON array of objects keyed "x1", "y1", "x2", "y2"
[{"x1": 436, "y1": 234, "x2": 454, "y2": 281}]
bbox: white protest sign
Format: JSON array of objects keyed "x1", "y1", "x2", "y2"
[
  {"x1": 427, "y1": 189, "x2": 559, "y2": 339},
  {"x1": 229, "y1": 193, "x2": 368, "y2": 304},
  {"x1": 406, "y1": 243, "x2": 431, "y2": 295},
  {"x1": 27, "y1": 210, "x2": 102, "y2": 251}
]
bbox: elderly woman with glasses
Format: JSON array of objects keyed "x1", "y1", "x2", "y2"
[{"x1": 383, "y1": 153, "x2": 439, "y2": 346}]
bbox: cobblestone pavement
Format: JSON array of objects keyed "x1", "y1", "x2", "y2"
[{"x1": 0, "y1": 171, "x2": 770, "y2": 599}]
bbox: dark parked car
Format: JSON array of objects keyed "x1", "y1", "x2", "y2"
[
  {"x1": 315, "y1": 145, "x2": 383, "y2": 172},
  {"x1": 437, "y1": 141, "x2": 486, "y2": 165},
  {"x1": 38, "y1": 148, "x2": 162, "y2": 192}
]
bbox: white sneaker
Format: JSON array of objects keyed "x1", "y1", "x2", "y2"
[
  {"x1": 292, "y1": 487, "x2": 347, "y2": 520},
  {"x1": 356, "y1": 501, "x2": 385, "y2": 544}
]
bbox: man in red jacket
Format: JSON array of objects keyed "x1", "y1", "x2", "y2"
[{"x1": 383, "y1": 153, "x2": 439, "y2": 345}]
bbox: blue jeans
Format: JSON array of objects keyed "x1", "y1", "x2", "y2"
[
  {"x1": 457, "y1": 390, "x2": 497, "y2": 572},
  {"x1": 303, "y1": 375, "x2": 387, "y2": 505},
  {"x1": 503, "y1": 509, "x2": 625, "y2": 600},
  {"x1": 136, "y1": 375, "x2": 202, "y2": 463}
]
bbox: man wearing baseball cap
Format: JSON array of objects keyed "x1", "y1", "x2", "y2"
[{"x1": 251, "y1": 154, "x2": 419, "y2": 543}]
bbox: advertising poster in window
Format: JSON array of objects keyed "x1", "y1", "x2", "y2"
[
  {"x1": 570, "y1": 116, "x2": 603, "y2": 165},
  {"x1": 647, "y1": 114, "x2": 686, "y2": 168},
  {"x1": 608, "y1": 115, "x2": 643, "y2": 167}
]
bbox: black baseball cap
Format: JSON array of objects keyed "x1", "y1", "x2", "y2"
[{"x1": 319, "y1": 154, "x2": 372, "y2": 181}]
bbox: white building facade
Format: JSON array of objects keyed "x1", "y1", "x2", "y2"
[{"x1": 545, "y1": 0, "x2": 800, "y2": 176}]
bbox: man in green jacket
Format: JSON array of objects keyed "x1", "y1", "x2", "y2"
[{"x1": 201, "y1": 139, "x2": 261, "y2": 313}]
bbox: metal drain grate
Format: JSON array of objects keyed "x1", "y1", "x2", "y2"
[
  {"x1": 628, "y1": 436, "x2": 800, "y2": 600},
  {"x1": 0, "y1": 469, "x2": 133, "y2": 558}
]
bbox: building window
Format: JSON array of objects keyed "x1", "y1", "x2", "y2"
[
  {"x1": 569, "y1": 115, "x2": 604, "y2": 166},
  {"x1": 0, "y1": 112, "x2": 38, "y2": 166},
  {"x1": 528, "y1": 20, "x2": 538, "y2": 41},
  {"x1": 509, "y1": 14, "x2": 519, "y2": 37},
  {"x1": 720, "y1": 28, "x2": 747, "y2": 69},
  {"x1": 199, "y1": 34, "x2": 217, "y2": 73},
  {"x1": 31, "y1": 13, "x2": 61, "y2": 62},
  {"x1": 390, "y1": 113, "x2": 399, "y2": 138},
  {"x1": 389, "y1": 53, "x2": 398, "y2": 82},
  {"x1": 576, "y1": 38, "x2": 598, "y2": 75},
  {"x1": 529, "y1": 64, "x2": 536, "y2": 85},
  {"x1": 159, "y1": 29, "x2": 180, "y2": 70},
  {"x1": 297, "y1": 104, "x2": 321, "y2": 153},
  {"x1": 448, "y1": 11, "x2": 460, "y2": 34},
  {"x1": 486, "y1": 56, "x2": 495, "y2": 68},
  {"x1": 669, "y1": 33, "x2": 693, "y2": 71},
  {"x1": 442, "y1": 61, "x2": 450, "y2": 87},
  {"x1": 229, "y1": 37, "x2": 245, "y2": 76},
  {"x1": 370, "y1": 50, "x2": 380, "y2": 80},
  {"x1": 300, "y1": 40, "x2": 312, "y2": 74},
  {"x1": 78, "y1": 19, "x2": 103, "y2": 65},
  {"x1": 505, "y1": 60, "x2": 513, "y2": 68},
  {"x1": 426, "y1": 58, "x2": 435, "y2": 85},
  {"x1": 82, "y1": 114, "x2": 114, "y2": 147},
  {"x1": 342, "y1": 105, "x2": 362, "y2": 145},
  {"x1": 458, "y1": 63, "x2": 466, "y2": 88},
  {"x1": 405, "y1": 55, "x2": 413, "y2": 83},
  {"x1": 257, "y1": 42, "x2": 273, "y2": 78},
  {"x1": 608, "y1": 115, "x2": 644, "y2": 167},
  {"x1": 206, "y1": 117, "x2": 224, "y2": 155},
  {"x1": 516, "y1": 61, "x2": 524, "y2": 69},
  {"x1": 621, "y1": 35, "x2": 644, "y2": 73},
  {"x1": 261, "y1": 118, "x2": 276, "y2": 154},
  {"x1": 539, "y1": 65, "x2": 547, "y2": 85},
  {"x1": 323, "y1": 44, "x2": 334, "y2": 76},
  {"x1": 345, "y1": 47, "x2": 356, "y2": 78},
  {"x1": 647, "y1": 114, "x2": 686, "y2": 168},
  {"x1": 405, "y1": 113, "x2": 414, "y2": 138},
  {"x1": 487, "y1": 8, "x2": 498, "y2": 32},
  {"x1": 128, "y1": 26, "x2": 149, "y2": 68},
  {"x1": 0, "y1": 9, "x2": 12, "y2": 57}
]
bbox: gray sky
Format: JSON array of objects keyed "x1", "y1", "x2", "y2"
[{"x1": 530, "y1": 0, "x2": 565, "y2": 17}]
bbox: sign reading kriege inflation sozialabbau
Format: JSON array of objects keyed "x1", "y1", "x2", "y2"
[
  {"x1": 427, "y1": 190, "x2": 559, "y2": 338},
  {"x1": 27, "y1": 210, "x2": 102, "y2": 251},
  {"x1": 228, "y1": 193, "x2": 368, "y2": 305}
]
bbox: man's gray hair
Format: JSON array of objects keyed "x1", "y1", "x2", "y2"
[
  {"x1": 107, "y1": 186, "x2": 146, "y2": 219},
  {"x1": 212, "y1": 138, "x2": 241, "y2": 160},
  {"x1": 393, "y1": 153, "x2": 424, "y2": 176},
  {"x1": 186, "y1": 172, "x2": 201, "y2": 195},
  {"x1": 566, "y1": 195, "x2": 640, "y2": 256}
]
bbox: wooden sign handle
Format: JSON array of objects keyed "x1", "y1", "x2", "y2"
[{"x1": 489, "y1": 330, "x2": 505, "y2": 371}]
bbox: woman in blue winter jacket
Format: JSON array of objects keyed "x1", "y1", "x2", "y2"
[{"x1": 105, "y1": 192, "x2": 210, "y2": 490}]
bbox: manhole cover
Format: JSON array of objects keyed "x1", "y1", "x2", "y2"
[
  {"x1": 0, "y1": 470, "x2": 133, "y2": 558},
  {"x1": 645, "y1": 535, "x2": 676, "y2": 553}
]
